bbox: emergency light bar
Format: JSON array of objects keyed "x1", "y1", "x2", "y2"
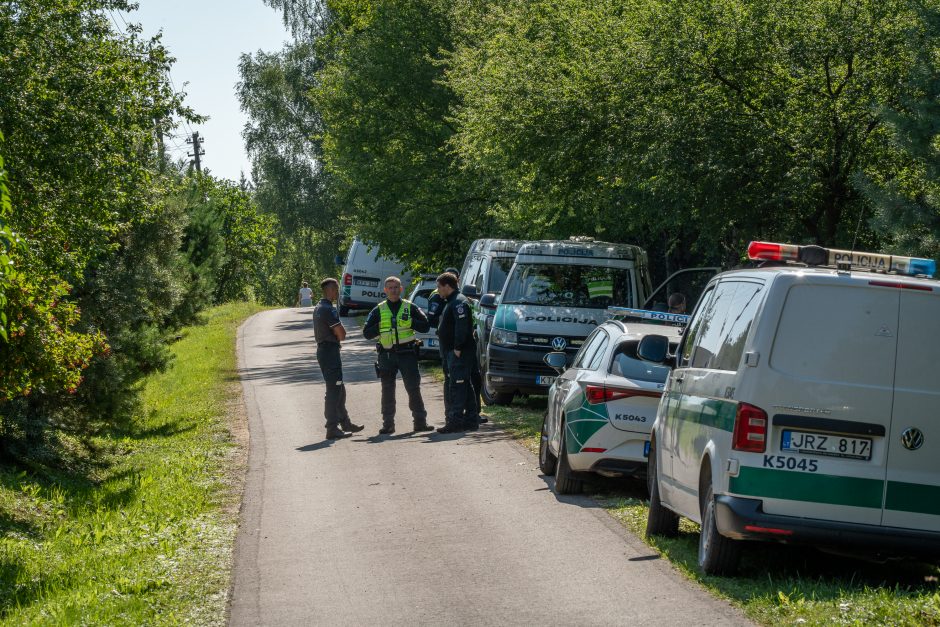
[
  {"x1": 607, "y1": 307, "x2": 690, "y2": 326},
  {"x1": 747, "y1": 241, "x2": 937, "y2": 278}
]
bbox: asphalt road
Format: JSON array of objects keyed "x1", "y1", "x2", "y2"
[{"x1": 229, "y1": 307, "x2": 748, "y2": 626}]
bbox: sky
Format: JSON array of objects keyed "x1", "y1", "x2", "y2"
[{"x1": 127, "y1": 1, "x2": 292, "y2": 182}]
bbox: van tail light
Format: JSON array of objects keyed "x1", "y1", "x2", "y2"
[
  {"x1": 585, "y1": 385, "x2": 662, "y2": 405},
  {"x1": 343, "y1": 273, "x2": 353, "y2": 286},
  {"x1": 732, "y1": 402, "x2": 768, "y2": 453}
]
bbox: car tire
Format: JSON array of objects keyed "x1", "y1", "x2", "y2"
[
  {"x1": 481, "y1": 363, "x2": 514, "y2": 406},
  {"x1": 554, "y1": 421, "x2": 583, "y2": 495},
  {"x1": 645, "y1": 441, "x2": 679, "y2": 538},
  {"x1": 339, "y1": 305, "x2": 350, "y2": 317},
  {"x1": 539, "y1": 411, "x2": 557, "y2": 476},
  {"x1": 698, "y1": 472, "x2": 741, "y2": 576}
]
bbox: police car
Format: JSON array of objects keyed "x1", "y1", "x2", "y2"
[
  {"x1": 646, "y1": 241, "x2": 940, "y2": 575},
  {"x1": 539, "y1": 308, "x2": 688, "y2": 495}
]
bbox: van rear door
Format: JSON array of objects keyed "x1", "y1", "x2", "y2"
[
  {"x1": 756, "y1": 282, "x2": 898, "y2": 526},
  {"x1": 883, "y1": 287, "x2": 940, "y2": 531}
]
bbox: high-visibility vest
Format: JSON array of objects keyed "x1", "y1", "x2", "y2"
[{"x1": 378, "y1": 299, "x2": 416, "y2": 349}]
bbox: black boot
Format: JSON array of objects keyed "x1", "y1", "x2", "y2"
[
  {"x1": 326, "y1": 427, "x2": 351, "y2": 440},
  {"x1": 341, "y1": 420, "x2": 364, "y2": 433},
  {"x1": 413, "y1": 421, "x2": 434, "y2": 432},
  {"x1": 378, "y1": 421, "x2": 395, "y2": 435}
]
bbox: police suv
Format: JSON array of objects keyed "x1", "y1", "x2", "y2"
[
  {"x1": 483, "y1": 238, "x2": 653, "y2": 405},
  {"x1": 539, "y1": 308, "x2": 688, "y2": 495},
  {"x1": 646, "y1": 241, "x2": 940, "y2": 575}
]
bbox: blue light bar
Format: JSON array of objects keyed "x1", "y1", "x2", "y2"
[{"x1": 908, "y1": 258, "x2": 937, "y2": 277}]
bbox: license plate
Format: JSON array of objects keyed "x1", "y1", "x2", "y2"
[
  {"x1": 536, "y1": 376, "x2": 556, "y2": 386},
  {"x1": 354, "y1": 277, "x2": 379, "y2": 287},
  {"x1": 426, "y1": 338, "x2": 437, "y2": 347},
  {"x1": 781, "y1": 429, "x2": 872, "y2": 460}
]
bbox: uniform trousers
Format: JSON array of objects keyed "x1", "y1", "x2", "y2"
[
  {"x1": 444, "y1": 348, "x2": 480, "y2": 428},
  {"x1": 316, "y1": 342, "x2": 349, "y2": 429},
  {"x1": 377, "y1": 346, "x2": 428, "y2": 426}
]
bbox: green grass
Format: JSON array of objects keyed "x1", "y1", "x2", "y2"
[
  {"x1": 486, "y1": 395, "x2": 940, "y2": 626},
  {"x1": 0, "y1": 302, "x2": 264, "y2": 625}
]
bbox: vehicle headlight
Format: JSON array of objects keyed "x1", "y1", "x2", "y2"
[{"x1": 490, "y1": 328, "x2": 517, "y2": 346}]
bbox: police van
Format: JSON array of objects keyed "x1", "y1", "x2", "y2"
[
  {"x1": 407, "y1": 275, "x2": 441, "y2": 359},
  {"x1": 337, "y1": 238, "x2": 413, "y2": 316},
  {"x1": 483, "y1": 238, "x2": 654, "y2": 405},
  {"x1": 458, "y1": 239, "x2": 526, "y2": 378},
  {"x1": 646, "y1": 241, "x2": 940, "y2": 575}
]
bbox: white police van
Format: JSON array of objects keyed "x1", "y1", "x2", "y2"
[
  {"x1": 337, "y1": 237, "x2": 413, "y2": 316},
  {"x1": 483, "y1": 238, "x2": 654, "y2": 405},
  {"x1": 646, "y1": 241, "x2": 940, "y2": 575}
]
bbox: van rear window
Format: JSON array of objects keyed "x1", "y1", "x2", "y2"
[{"x1": 770, "y1": 284, "x2": 899, "y2": 386}]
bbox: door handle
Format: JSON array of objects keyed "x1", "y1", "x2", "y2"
[{"x1": 673, "y1": 375, "x2": 684, "y2": 384}]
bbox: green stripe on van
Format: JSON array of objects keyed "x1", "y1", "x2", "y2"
[
  {"x1": 673, "y1": 394, "x2": 737, "y2": 432},
  {"x1": 729, "y1": 467, "x2": 883, "y2": 509},
  {"x1": 886, "y1": 481, "x2": 940, "y2": 516}
]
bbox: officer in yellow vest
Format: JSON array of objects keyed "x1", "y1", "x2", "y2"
[{"x1": 363, "y1": 276, "x2": 434, "y2": 434}]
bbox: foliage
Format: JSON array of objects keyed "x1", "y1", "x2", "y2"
[
  {"x1": 0, "y1": 303, "x2": 263, "y2": 623},
  {"x1": 312, "y1": 0, "x2": 496, "y2": 268},
  {"x1": 862, "y1": 1, "x2": 940, "y2": 259}
]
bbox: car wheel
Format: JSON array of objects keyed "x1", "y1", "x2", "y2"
[
  {"x1": 698, "y1": 469, "x2": 741, "y2": 576},
  {"x1": 339, "y1": 305, "x2": 350, "y2": 317},
  {"x1": 645, "y1": 441, "x2": 679, "y2": 538},
  {"x1": 481, "y1": 363, "x2": 514, "y2": 406},
  {"x1": 539, "y1": 411, "x2": 557, "y2": 476},
  {"x1": 554, "y1": 421, "x2": 583, "y2": 495}
]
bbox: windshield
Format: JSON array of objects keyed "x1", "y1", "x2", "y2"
[
  {"x1": 502, "y1": 263, "x2": 634, "y2": 308},
  {"x1": 488, "y1": 257, "x2": 514, "y2": 294}
]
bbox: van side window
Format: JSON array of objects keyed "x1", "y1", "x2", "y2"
[
  {"x1": 690, "y1": 281, "x2": 763, "y2": 370},
  {"x1": 574, "y1": 328, "x2": 605, "y2": 368},
  {"x1": 474, "y1": 258, "x2": 488, "y2": 292},
  {"x1": 712, "y1": 282, "x2": 763, "y2": 370},
  {"x1": 586, "y1": 331, "x2": 611, "y2": 371},
  {"x1": 680, "y1": 285, "x2": 715, "y2": 366}
]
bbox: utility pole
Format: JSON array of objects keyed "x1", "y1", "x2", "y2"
[{"x1": 186, "y1": 131, "x2": 205, "y2": 173}]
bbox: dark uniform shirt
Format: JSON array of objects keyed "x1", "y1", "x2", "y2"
[
  {"x1": 426, "y1": 290, "x2": 445, "y2": 329},
  {"x1": 437, "y1": 292, "x2": 474, "y2": 352},
  {"x1": 363, "y1": 299, "x2": 431, "y2": 343},
  {"x1": 313, "y1": 298, "x2": 342, "y2": 344}
]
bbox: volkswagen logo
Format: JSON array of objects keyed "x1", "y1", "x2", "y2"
[
  {"x1": 901, "y1": 427, "x2": 925, "y2": 451},
  {"x1": 551, "y1": 337, "x2": 568, "y2": 351}
]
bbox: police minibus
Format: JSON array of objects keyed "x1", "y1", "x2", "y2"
[
  {"x1": 645, "y1": 241, "x2": 940, "y2": 575},
  {"x1": 483, "y1": 238, "x2": 654, "y2": 405}
]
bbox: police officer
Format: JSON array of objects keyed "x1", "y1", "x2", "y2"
[
  {"x1": 313, "y1": 278, "x2": 364, "y2": 439},
  {"x1": 363, "y1": 276, "x2": 434, "y2": 434},
  {"x1": 434, "y1": 272, "x2": 480, "y2": 433}
]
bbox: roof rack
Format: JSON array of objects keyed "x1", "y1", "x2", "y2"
[{"x1": 747, "y1": 241, "x2": 936, "y2": 278}]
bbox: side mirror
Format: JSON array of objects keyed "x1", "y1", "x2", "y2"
[
  {"x1": 543, "y1": 351, "x2": 567, "y2": 373},
  {"x1": 479, "y1": 293, "x2": 497, "y2": 310},
  {"x1": 333, "y1": 255, "x2": 345, "y2": 266},
  {"x1": 637, "y1": 334, "x2": 670, "y2": 364},
  {"x1": 461, "y1": 284, "x2": 480, "y2": 298}
]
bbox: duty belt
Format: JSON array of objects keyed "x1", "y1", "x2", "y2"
[{"x1": 377, "y1": 339, "x2": 418, "y2": 353}]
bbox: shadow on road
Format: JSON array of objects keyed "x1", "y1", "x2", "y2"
[{"x1": 296, "y1": 440, "x2": 335, "y2": 452}]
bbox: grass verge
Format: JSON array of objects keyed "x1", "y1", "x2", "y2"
[
  {"x1": 0, "y1": 302, "x2": 264, "y2": 625},
  {"x1": 486, "y1": 395, "x2": 940, "y2": 626}
]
